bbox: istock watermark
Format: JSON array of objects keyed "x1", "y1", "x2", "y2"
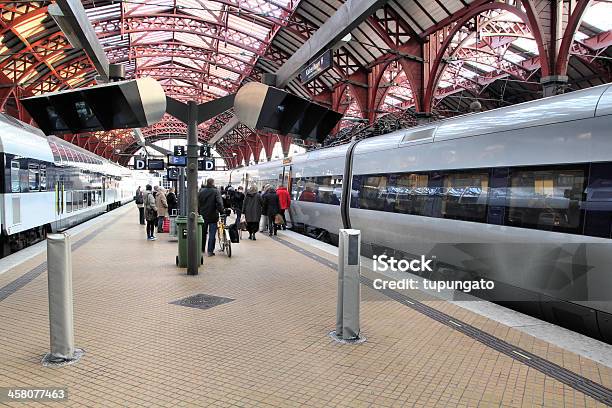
[
  {"x1": 371, "y1": 254, "x2": 495, "y2": 293},
  {"x1": 372, "y1": 254, "x2": 433, "y2": 273}
]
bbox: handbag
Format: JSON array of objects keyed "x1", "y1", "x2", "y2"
[{"x1": 274, "y1": 213, "x2": 283, "y2": 225}]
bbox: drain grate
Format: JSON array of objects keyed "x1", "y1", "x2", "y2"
[
  {"x1": 273, "y1": 236, "x2": 612, "y2": 407},
  {"x1": 170, "y1": 293, "x2": 234, "y2": 310}
]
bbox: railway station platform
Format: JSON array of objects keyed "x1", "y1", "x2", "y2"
[{"x1": 1, "y1": 206, "x2": 612, "y2": 407}]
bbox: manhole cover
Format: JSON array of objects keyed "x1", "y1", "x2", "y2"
[{"x1": 170, "y1": 293, "x2": 234, "y2": 310}]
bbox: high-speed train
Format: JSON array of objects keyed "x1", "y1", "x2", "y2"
[
  {"x1": 228, "y1": 83, "x2": 612, "y2": 343},
  {"x1": 0, "y1": 113, "x2": 146, "y2": 255}
]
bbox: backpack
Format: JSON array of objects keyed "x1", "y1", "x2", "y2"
[{"x1": 135, "y1": 191, "x2": 144, "y2": 204}]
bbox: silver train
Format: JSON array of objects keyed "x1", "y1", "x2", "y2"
[
  {"x1": 0, "y1": 113, "x2": 152, "y2": 255},
  {"x1": 229, "y1": 83, "x2": 612, "y2": 342}
]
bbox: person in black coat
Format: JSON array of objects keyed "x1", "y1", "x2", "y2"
[
  {"x1": 242, "y1": 186, "x2": 262, "y2": 240},
  {"x1": 166, "y1": 187, "x2": 178, "y2": 216},
  {"x1": 198, "y1": 178, "x2": 224, "y2": 256},
  {"x1": 262, "y1": 186, "x2": 281, "y2": 236},
  {"x1": 232, "y1": 186, "x2": 245, "y2": 227}
]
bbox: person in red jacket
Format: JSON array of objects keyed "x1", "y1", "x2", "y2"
[{"x1": 276, "y1": 185, "x2": 291, "y2": 230}]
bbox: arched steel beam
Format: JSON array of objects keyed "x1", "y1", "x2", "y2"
[
  {"x1": 424, "y1": 2, "x2": 537, "y2": 112},
  {"x1": 93, "y1": 14, "x2": 265, "y2": 55},
  {"x1": 556, "y1": 0, "x2": 594, "y2": 76}
]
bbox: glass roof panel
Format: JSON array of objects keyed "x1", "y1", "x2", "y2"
[
  {"x1": 134, "y1": 32, "x2": 174, "y2": 44},
  {"x1": 513, "y1": 37, "x2": 538, "y2": 54},
  {"x1": 582, "y1": 3, "x2": 612, "y2": 31},
  {"x1": 504, "y1": 50, "x2": 526, "y2": 64},
  {"x1": 227, "y1": 14, "x2": 270, "y2": 41},
  {"x1": 87, "y1": 3, "x2": 120, "y2": 21},
  {"x1": 124, "y1": 1, "x2": 174, "y2": 15},
  {"x1": 174, "y1": 32, "x2": 210, "y2": 49},
  {"x1": 177, "y1": 0, "x2": 219, "y2": 21},
  {"x1": 174, "y1": 56, "x2": 203, "y2": 69},
  {"x1": 210, "y1": 66, "x2": 240, "y2": 81}
]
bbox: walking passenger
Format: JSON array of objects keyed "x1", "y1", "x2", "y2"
[
  {"x1": 198, "y1": 178, "x2": 224, "y2": 256},
  {"x1": 242, "y1": 185, "x2": 263, "y2": 240},
  {"x1": 155, "y1": 187, "x2": 168, "y2": 233},
  {"x1": 135, "y1": 186, "x2": 145, "y2": 225},
  {"x1": 276, "y1": 184, "x2": 290, "y2": 230},
  {"x1": 232, "y1": 186, "x2": 245, "y2": 227},
  {"x1": 262, "y1": 185, "x2": 281, "y2": 236},
  {"x1": 260, "y1": 185, "x2": 270, "y2": 233},
  {"x1": 167, "y1": 187, "x2": 178, "y2": 216},
  {"x1": 144, "y1": 185, "x2": 157, "y2": 240}
]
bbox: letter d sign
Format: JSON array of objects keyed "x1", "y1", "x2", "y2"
[
  {"x1": 135, "y1": 158, "x2": 146, "y2": 170},
  {"x1": 204, "y1": 159, "x2": 215, "y2": 171}
]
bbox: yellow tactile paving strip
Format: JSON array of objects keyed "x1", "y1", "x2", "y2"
[{"x1": 0, "y1": 207, "x2": 610, "y2": 407}]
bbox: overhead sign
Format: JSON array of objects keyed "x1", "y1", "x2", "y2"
[
  {"x1": 199, "y1": 144, "x2": 211, "y2": 158},
  {"x1": 20, "y1": 77, "x2": 166, "y2": 135},
  {"x1": 198, "y1": 159, "x2": 215, "y2": 171},
  {"x1": 147, "y1": 159, "x2": 165, "y2": 170},
  {"x1": 234, "y1": 82, "x2": 343, "y2": 143},
  {"x1": 168, "y1": 155, "x2": 187, "y2": 167},
  {"x1": 174, "y1": 145, "x2": 186, "y2": 156},
  {"x1": 299, "y1": 49, "x2": 333, "y2": 84},
  {"x1": 134, "y1": 158, "x2": 146, "y2": 170},
  {"x1": 167, "y1": 167, "x2": 179, "y2": 181}
]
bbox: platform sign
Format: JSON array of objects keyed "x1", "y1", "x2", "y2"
[
  {"x1": 174, "y1": 145, "x2": 186, "y2": 157},
  {"x1": 199, "y1": 144, "x2": 211, "y2": 158},
  {"x1": 198, "y1": 159, "x2": 215, "y2": 171},
  {"x1": 167, "y1": 167, "x2": 179, "y2": 181},
  {"x1": 299, "y1": 49, "x2": 333, "y2": 84},
  {"x1": 134, "y1": 158, "x2": 146, "y2": 170},
  {"x1": 168, "y1": 155, "x2": 187, "y2": 167},
  {"x1": 147, "y1": 159, "x2": 165, "y2": 170}
]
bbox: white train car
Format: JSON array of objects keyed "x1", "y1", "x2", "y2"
[
  {"x1": 0, "y1": 113, "x2": 137, "y2": 255},
  {"x1": 234, "y1": 84, "x2": 612, "y2": 343}
]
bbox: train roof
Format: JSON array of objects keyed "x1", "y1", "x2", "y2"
[
  {"x1": 0, "y1": 113, "x2": 129, "y2": 177},
  {"x1": 0, "y1": 113, "x2": 54, "y2": 162},
  {"x1": 354, "y1": 83, "x2": 612, "y2": 154}
]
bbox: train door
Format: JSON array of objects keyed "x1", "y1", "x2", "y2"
[
  {"x1": 282, "y1": 165, "x2": 292, "y2": 191},
  {"x1": 55, "y1": 180, "x2": 66, "y2": 231},
  {"x1": 102, "y1": 176, "x2": 106, "y2": 203}
]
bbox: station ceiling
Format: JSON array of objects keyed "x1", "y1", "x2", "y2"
[{"x1": 0, "y1": 0, "x2": 610, "y2": 166}]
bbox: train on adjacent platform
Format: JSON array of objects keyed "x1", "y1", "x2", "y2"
[
  {"x1": 0, "y1": 113, "x2": 149, "y2": 256},
  {"x1": 229, "y1": 83, "x2": 612, "y2": 343}
]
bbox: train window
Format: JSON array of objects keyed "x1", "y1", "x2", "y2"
[
  {"x1": 506, "y1": 166, "x2": 585, "y2": 233},
  {"x1": 10, "y1": 161, "x2": 20, "y2": 193},
  {"x1": 440, "y1": 171, "x2": 489, "y2": 223},
  {"x1": 66, "y1": 191, "x2": 72, "y2": 213},
  {"x1": 317, "y1": 176, "x2": 342, "y2": 205},
  {"x1": 393, "y1": 173, "x2": 429, "y2": 215},
  {"x1": 49, "y1": 142, "x2": 61, "y2": 162},
  {"x1": 28, "y1": 163, "x2": 39, "y2": 192},
  {"x1": 58, "y1": 145, "x2": 68, "y2": 162},
  {"x1": 583, "y1": 163, "x2": 612, "y2": 238},
  {"x1": 358, "y1": 175, "x2": 389, "y2": 211},
  {"x1": 296, "y1": 177, "x2": 316, "y2": 202},
  {"x1": 39, "y1": 165, "x2": 47, "y2": 191},
  {"x1": 293, "y1": 175, "x2": 342, "y2": 205}
]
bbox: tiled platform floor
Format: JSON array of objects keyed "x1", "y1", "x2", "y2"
[{"x1": 0, "y1": 206, "x2": 611, "y2": 407}]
